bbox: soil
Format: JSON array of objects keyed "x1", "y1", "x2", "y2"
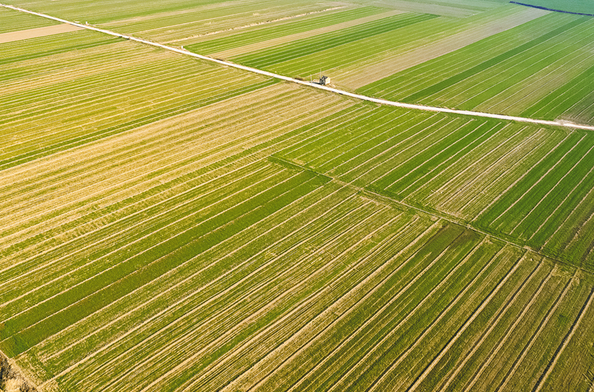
[{"x1": 0, "y1": 354, "x2": 36, "y2": 392}]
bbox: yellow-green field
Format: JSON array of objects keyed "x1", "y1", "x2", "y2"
[{"x1": 1, "y1": 1, "x2": 594, "y2": 391}]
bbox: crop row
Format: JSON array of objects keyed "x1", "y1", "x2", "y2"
[
  {"x1": 359, "y1": 13, "x2": 594, "y2": 122},
  {"x1": 184, "y1": 6, "x2": 385, "y2": 54},
  {"x1": 233, "y1": 13, "x2": 437, "y2": 70},
  {"x1": 228, "y1": 5, "x2": 534, "y2": 82},
  {"x1": 276, "y1": 105, "x2": 594, "y2": 268},
  {"x1": 0, "y1": 7, "x2": 57, "y2": 33}
]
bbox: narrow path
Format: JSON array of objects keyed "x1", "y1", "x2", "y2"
[{"x1": 3, "y1": 3, "x2": 594, "y2": 132}]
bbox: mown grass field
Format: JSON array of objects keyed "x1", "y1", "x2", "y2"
[{"x1": 2, "y1": 1, "x2": 594, "y2": 391}]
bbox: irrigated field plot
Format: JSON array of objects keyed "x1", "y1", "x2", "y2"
[
  {"x1": 276, "y1": 105, "x2": 594, "y2": 268},
  {"x1": 359, "y1": 11, "x2": 594, "y2": 123},
  {"x1": 1, "y1": 0, "x2": 594, "y2": 391}
]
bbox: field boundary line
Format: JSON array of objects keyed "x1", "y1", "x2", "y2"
[
  {"x1": 3, "y1": 4, "x2": 594, "y2": 132},
  {"x1": 511, "y1": 1, "x2": 594, "y2": 18}
]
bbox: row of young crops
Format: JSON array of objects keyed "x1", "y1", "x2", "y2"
[
  {"x1": 277, "y1": 105, "x2": 594, "y2": 268},
  {"x1": 0, "y1": 29, "x2": 278, "y2": 170},
  {"x1": 2, "y1": 2, "x2": 594, "y2": 391},
  {"x1": 359, "y1": 11, "x2": 594, "y2": 124},
  {"x1": 0, "y1": 6, "x2": 56, "y2": 33}
]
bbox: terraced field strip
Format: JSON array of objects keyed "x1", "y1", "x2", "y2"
[
  {"x1": 511, "y1": 0, "x2": 594, "y2": 16},
  {"x1": 3, "y1": 3, "x2": 594, "y2": 133},
  {"x1": 340, "y1": 6, "x2": 548, "y2": 89}
]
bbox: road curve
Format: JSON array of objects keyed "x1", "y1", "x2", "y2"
[{"x1": 3, "y1": 3, "x2": 594, "y2": 132}]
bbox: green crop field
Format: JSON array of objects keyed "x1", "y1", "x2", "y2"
[
  {"x1": 275, "y1": 106, "x2": 594, "y2": 268},
  {"x1": 359, "y1": 12, "x2": 594, "y2": 123},
  {"x1": 0, "y1": 7, "x2": 56, "y2": 33},
  {"x1": 1, "y1": 0, "x2": 594, "y2": 391}
]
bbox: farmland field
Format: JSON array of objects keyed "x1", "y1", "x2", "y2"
[
  {"x1": 275, "y1": 106, "x2": 594, "y2": 268},
  {"x1": 0, "y1": 7, "x2": 56, "y2": 33},
  {"x1": 358, "y1": 12, "x2": 594, "y2": 123},
  {"x1": 1, "y1": 0, "x2": 594, "y2": 391}
]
